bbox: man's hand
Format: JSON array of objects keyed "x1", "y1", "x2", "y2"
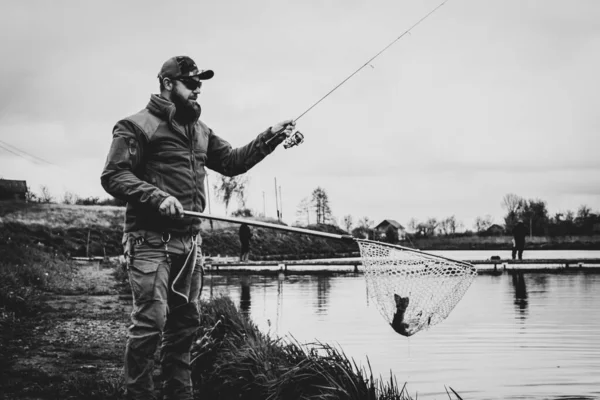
[
  {"x1": 272, "y1": 119, "x2": 295, "y2": 138},
  {"x1": 267, "y1": 119, "x2": 296, "y2": 147},
  {"x1": 158, "y1": 196, "x2": 184, "y2": 218}
]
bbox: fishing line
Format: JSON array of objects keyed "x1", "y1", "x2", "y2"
[
  {"x1": 269, "y1": 0, "x2": 449, "y2": 147},
  {"x1": 294, "y1": 0, "x2": 448, "y2": 123}
]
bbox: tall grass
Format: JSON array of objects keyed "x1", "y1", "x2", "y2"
[{"x1": 192, "y1": 296, "x2": 413, "y2": 400}]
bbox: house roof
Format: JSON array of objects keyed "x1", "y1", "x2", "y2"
[
  {"x1": 0, "y1": 179, "x2": 27, "y2": 193},
  {"x1": 374, "y1": 219, "x2": 405, "y2": 230}
]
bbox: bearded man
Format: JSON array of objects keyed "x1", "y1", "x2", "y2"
[{"x1": 101, "y1": 55, "x2": 294, "y2": 400}]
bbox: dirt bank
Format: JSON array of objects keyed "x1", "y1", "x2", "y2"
[{"x1": 0, "y1": 263, "x2": 131, "y2": 400}]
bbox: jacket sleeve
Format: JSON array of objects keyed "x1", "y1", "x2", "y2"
[
  {"x1": 205, "y1": 126, "x2": 281, "y2": 177},
  {"x1": 100, "y1": 120, "x2": 170, "y2": 209}
]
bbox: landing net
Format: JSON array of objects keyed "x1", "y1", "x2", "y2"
[{"x1": 357, "y1": 239, "x2": 477, "y2": 336}]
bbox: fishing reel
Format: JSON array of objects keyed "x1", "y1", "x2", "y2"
[
  {"x1": 283, "y1": 130, "x2": 304, "y2": 149},
  {"x1": 265, "y1": 128, "x2": 304, "y2": 149}
]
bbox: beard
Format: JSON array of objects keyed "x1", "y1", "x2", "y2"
[{"x1": 171, "y1": 88, "x2": 201, "y2": 124}]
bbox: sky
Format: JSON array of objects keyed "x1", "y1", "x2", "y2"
[{"x1": 1, "y1": 0, "x2": 599, "y2": 231}]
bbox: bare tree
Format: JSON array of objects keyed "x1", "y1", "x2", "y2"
[
  {"x1": 438, "y1": 215, "x2": 461, "y2": 235},
  {"x1": 408, "y1": 218, "x2": 419, "y2": 232},
  {"x1": 474, "y1": 215, "x2": 494, "y2": 232},
  {"x1": 342, "y1": 215, "x2": 353, "y2": 233},
  {"x1": 39, "y1": 185, "x2": 54, "y2": 203},
  {"x1": 502, "y1": 193, "x2": 524, "y2": 213},
  {"x1": 213, "y1": 175, "x2": 248, "y2": 215},
  {"x1": 295, "y1": 197, "x2": 311, "y2": 226},
  {"x1": 63, "y1": 191, "x2": 77, "y2": 205},
  {"x1": 357, "y1": 216, "x2": 373, "y2": 230}
]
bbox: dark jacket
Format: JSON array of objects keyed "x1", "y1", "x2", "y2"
[
  {"x1": 101, "y1": 94, "x2": 278, "y2": 234},
  {"x1": 513, "y1": 223, "x2": 527, "y2": 247},
  {"x1": 239, "y1": 224, "x2": 252, "y2": 244}
]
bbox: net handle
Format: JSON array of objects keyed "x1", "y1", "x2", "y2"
[
  {"x1": 183, "y1": 210, "x2": 473, "y2": 268},
  {"x1": 183, "y1": 210, "x2": 354, "y2": 241}
]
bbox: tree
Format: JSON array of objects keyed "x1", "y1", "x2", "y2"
[
  {"x1": 63, "y1": 191, "x2": 77, "y2": 205},
  {"x1": 408, "y1": 218, "x2": 419, "y2": 232},
  {"x1": 213, "y1": 175, "x2": 248, "y2": 215},
  {"x1": 520, "y1": 199, "x2": 549, "y2": 236},
  {"x1": 502, "y1": 193, "x2": 525, "y2": 231},
  {"x1": 474, "y1": 215, "x2": 493, "y2": 233},
  {"x1": 311, "y1": 187, "x2": 332, "y2": 224},
  {"x1": 353, "y1": 216, "x2": 374, "y2": 239},
  {"x1": 295, "y1": 197, "x2": 311, "y2": 226},
  {"x1": 577, "y1": 205, "x2": 592, "y2": 220},
  {"x1": 342, "y1": 215, "x2": 353, "y2": 233},
  {"x1": 502, "y1": 193, "x2": 524, "y2": 215},
  {"x1": 423, "y1": 218, "x2": 438, "y2": 236},
  {"x1": 438, "y1": 216, "x2": 460, "y2": 236},
  {"x1": 446, "y1": 215, "x2": 462, "y2": 235},
  {"x1": 39, "y1": 185, "x2": 54, "y2": 203}
]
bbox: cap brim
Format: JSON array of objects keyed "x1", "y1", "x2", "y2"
[{"x1": 195, "y1": 70, "x2": 214, "y2": 80}]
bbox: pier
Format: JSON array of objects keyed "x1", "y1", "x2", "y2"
[
  {"x1": 203, "y1": 258, "x2": 600, "y2": 274},
  {"x1": 71, "y1": 256, "x2": 600, "y2": 274}
]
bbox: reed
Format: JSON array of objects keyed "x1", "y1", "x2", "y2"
[{"x1": 192, "y1": 296, "x2": 413, "y2": 400}]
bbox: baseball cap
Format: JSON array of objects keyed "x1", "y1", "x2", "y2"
[{"x1": 158, "y1": 56, "x2": 214, "y2": 80}]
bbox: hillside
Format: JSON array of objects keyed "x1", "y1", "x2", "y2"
[
  {"x1": 0, "y1": 201, "x2": 359, "y2": 259},
  {"x1": 1, "y1": 201, "x2": 599, "y2": 260}
]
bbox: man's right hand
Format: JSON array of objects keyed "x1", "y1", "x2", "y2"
[{"x1": 158, "y1": 196, "x2": 184, "y2": 218}]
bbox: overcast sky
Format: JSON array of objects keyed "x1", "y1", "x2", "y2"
[{"x1": 1, "y1": 0, "x2": 598, "y2": 230}]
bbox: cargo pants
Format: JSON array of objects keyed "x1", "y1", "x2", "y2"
[{"x1": 123, "y1": 230, "x2": 204, "y2": 400}]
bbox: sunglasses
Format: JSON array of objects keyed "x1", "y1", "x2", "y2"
[{"x1": 176, "y1": 78, "x2": 203, "y2": 91}]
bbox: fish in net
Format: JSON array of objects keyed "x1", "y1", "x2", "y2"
[{"x1": 357, "y1": 239, "x2": 477, "y2": 337}]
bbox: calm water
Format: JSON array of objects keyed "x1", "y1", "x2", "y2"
[{"x1": 200, "y1": 250, "x2": 600, "y2": 399}]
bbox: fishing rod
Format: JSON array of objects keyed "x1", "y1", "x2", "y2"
[
  {"x1": 183, "y1": 210, "x2": 474, "y2": 267},
  {"x1": 266, "y1": 0, "x2": 449, "y2": 149}
]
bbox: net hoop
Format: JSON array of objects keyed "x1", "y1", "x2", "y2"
[{"x1": 356, "y1": 239, "x2": 477, "y2": 336}]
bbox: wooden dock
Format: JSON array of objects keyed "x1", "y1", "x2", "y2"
[
  {"x1": 71, "y1": 256, "x2": 600, "y2": 274},
  {"x1": 204, "y1": 258, "x2": 600, "y2": 273}
]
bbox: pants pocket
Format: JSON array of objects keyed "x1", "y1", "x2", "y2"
[{"x1": 129, "y1": 257, "x2": 161, "y2": 304}]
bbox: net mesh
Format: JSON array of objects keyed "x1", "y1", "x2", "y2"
[{"x1": 357, "y1": 239, "x2": 477, "y2": 337}]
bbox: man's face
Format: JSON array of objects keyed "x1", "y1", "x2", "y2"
[{"x1": 170, "y1": 77, "x2": 202, "y2": 110}]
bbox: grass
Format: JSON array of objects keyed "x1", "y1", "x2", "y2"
[
  {"x1": 0, "y1": 239, "x2": 81, "y2": 319},
  {"x1": 192, "y1": 296, "x2": 414, "y2": 400}
]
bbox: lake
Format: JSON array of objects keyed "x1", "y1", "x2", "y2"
[{"x1": 200, "y1": 250, "x2": 600, "y2": 399}]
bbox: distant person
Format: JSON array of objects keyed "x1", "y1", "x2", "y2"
[
  {"x1": 239, "y1": 223, "x2": 252, "y2": 261},
  {"x1": 100, "y1": 55, "x2": 295, "y2": 400},
  {"x1": 512, "y1": 220, "x2": 527, "y2": 260}
]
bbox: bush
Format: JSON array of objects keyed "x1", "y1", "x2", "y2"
[{"x1": 231, "y1": 208, "x2": 254, "y2": 217}]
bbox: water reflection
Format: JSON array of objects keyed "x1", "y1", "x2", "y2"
[
  {"x1": 315, "y1": 276, "x2": 331, "y2": 314},
  {"x1": 240, "y1": 276, "x2": 251, "y2": 313},
  {"x1": 201, "y1": 271, "x2": 600, "y2": 399},
  {"x1": 511, "y1": 271, "x2": 528, "y2": 319},
  {"x1": 528, "y1": 274, "x2": 548, "y2": 293}
]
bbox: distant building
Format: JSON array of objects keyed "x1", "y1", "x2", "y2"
[
  {"x1": 593, "y1": 223, "x2": 600, "y2": 234},
  {"x1": 0, "y1": 179, "x2": 27, "y2": 201},
  {"x1": 374, "y1": 219, "x2": 406, "y2": 240},
  {"x1": 485, "y1": 224, "x2": 505, "y2": 236}
]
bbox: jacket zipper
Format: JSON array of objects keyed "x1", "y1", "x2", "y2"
[{"x1": 187, "y1": 124, "x2": 198, "y2": 213}]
